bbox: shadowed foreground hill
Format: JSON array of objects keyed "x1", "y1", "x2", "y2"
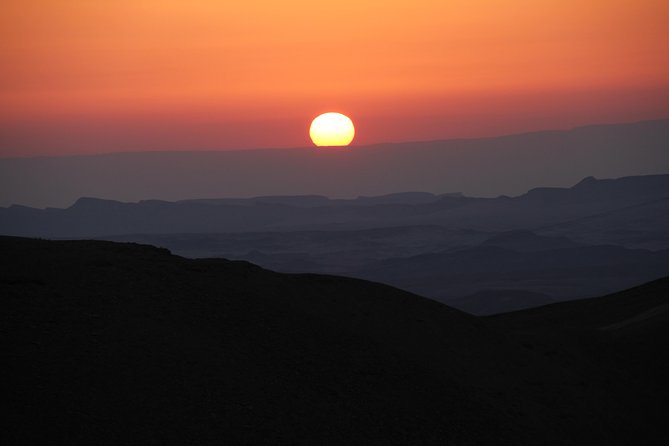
[
  {"x1": 2, "y1": 237, "x2": 668, "y2": 445},
  {"x1": 490, "y1": 277, "x2": 669, "y2": 378}
]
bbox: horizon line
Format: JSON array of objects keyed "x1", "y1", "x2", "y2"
[{"x1": 2, "y1": 117, "x2": 667, "y2": 161}]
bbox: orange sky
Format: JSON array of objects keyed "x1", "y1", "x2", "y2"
[{"x1": 1, "y1": 0, "x2": 668, "y2": 156}]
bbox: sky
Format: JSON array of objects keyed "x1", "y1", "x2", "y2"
[{"x1": 1, "y1": 0, "x2": 668, "y2": 157}]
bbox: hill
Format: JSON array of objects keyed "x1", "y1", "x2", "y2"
[
  {"x1": 351, "y1": 243, "x2": 669, "y2": 301},
  {"x1": 445, "y1": 289, "x2": 557, "y2": 315},
  {"x1": 490, "y1": 277, "x2": 669, "y2": 407},
  {"x1": 3, "y1": 173, "x2": 668, "y2": 314},
  {"x1": 2, "y1": 237, "x2": 668, "y2": 444}
]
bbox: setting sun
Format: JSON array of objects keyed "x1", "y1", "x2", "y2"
[{"x1": 309, "y1": 113, "x2": 355, "y2": 147}]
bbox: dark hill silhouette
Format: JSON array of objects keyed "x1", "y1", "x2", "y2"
[
  {"x1": 445, "y1": 289, "x2": 557, "y2": 315},
  {"x1": 490, "y1": 276, "x2": 669, "y2": 332},
  {"x1": 3, "y1": 237, "x2": 668, "y2": 444},
  {"x1": 490, "y1": 277, "x2": 669, "y2": 411},
  {"x1": 2, "y1": 174, "x2": 668, "y2": 315}
]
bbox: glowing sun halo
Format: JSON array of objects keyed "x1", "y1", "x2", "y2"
[{"x1": 309, "y1": 112, "x2": 355, "y2": 147}]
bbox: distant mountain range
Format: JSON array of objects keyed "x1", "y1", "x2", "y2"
[
  {"x1": 2, "y1": 173, "x2": 669, "y2": 314},
  {"x1": 1, "y1": 119, "x2": 668, "y2": 208},
  {"x1": 2, "y1": 173, "x2": 669, "y2": 237},
  {"x1": 3, "y1": 236, "x2": 667, "y2": 444}
]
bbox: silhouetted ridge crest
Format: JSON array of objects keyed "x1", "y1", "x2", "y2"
[
  {"x1": 574, "y1": 176, "x2": 597, "y2": 187},
  {"x1": 70, "y1": 197, "x2": 124, "y2": 210}
]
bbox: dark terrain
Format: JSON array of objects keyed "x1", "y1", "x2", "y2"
[
  {"x1": 3, "y1": 173, "x2": 668, "y2": 314},
  {"x1": 3, "y1": 236, "x2": 668, "y2": 445}
]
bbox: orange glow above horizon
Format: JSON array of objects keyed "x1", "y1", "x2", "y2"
[{"x1": 1, "y1": 0, "x2": 669, "y2": 156}]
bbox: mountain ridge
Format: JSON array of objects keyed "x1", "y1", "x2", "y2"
[
  {"x1": 2, "y1": 174, "x2": 668, "y2": 237},
  {"x1": 3, "y1": 174, "x2": 668, "y2": 315}
]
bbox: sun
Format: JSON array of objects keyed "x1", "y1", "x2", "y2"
[{"x1": 309, "y1": 112, "x2": 355, "y2": 147}]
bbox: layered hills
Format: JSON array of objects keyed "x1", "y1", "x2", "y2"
[
  {"x1": 1, "y1": 174, "x2": 669, "y2": 237},
  {"x1": 2, "y1": 173, "x2": 668, "y2": 314}
]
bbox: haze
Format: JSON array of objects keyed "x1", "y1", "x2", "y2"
[{"x1": 1, "y1": 120, "x2": 667, "y2": 209}]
